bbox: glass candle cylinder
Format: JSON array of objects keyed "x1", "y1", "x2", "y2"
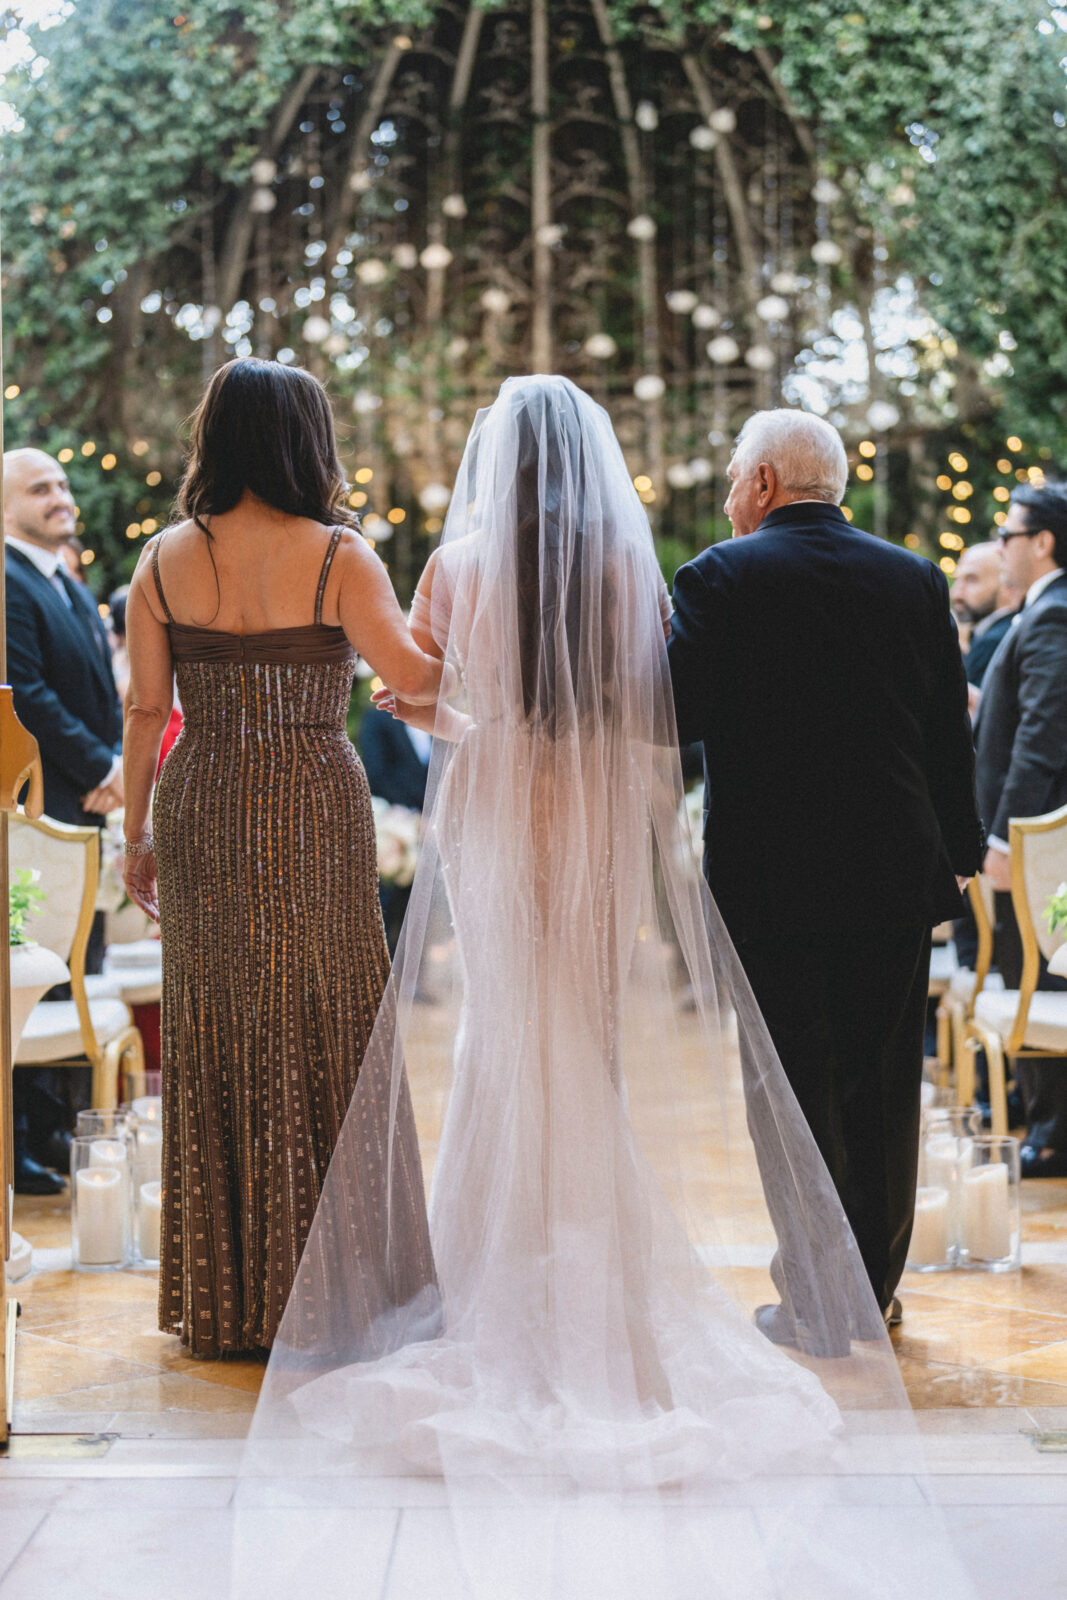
[
  {"x1": 132, "y1": 1095, "x2": 162, "y2": 1126},
  {"x1": 71, "y1": 1136, "x2": 129, "y2": 1269},
  {"x1": 136, "y1": 1180, "x2": 162, "y2": 1267},
  {"x1": 907, "y1": 1186, "x2": 953, "y2": 1271},
  {"x1": 76, "y1": 1107, "x2": 134, "y2": 1140},
  {"x1": 960, "y1": 1135, "x2": 1021, "y2": 1271},
  {"x1": 922, "y1": 1106, "x2": 983, "y2": 1139}
]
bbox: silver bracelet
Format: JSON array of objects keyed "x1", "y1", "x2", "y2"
[{"x1": 124, "y1": 836, "x2": 155, "y2": 857}]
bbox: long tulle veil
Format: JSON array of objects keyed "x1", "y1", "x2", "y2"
[{"x1": 231, "y1": 377, "x2": 973, "y2": 1599}]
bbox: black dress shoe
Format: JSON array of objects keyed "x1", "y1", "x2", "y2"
[
  {"x1": 883, "y1": 1296, "x2": 902, "y2": 1328},
  {"x1": 754, "y1": 1303, "x2": 851, "y2": 1359},
  {"x1": 34, "y1": 1128, "x2": 73, "y2": 1173},
  {"x1": 1020, "y1": 1146, "x2": 1067, "y2": 1179},
  {"x1": 14, "y1": 1154, "x2": 66, "y2": 1195}
]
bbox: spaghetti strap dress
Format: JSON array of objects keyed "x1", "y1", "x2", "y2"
[{"x1": 150, "y1": 526, "x2": 432, "y2": 1357}]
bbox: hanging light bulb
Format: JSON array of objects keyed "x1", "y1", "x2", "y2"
[
  {"x1": 812, "y1": 178, "x2": 842, "y2": 205},
  {"x1": 251, "y1": 158, "x2": 277, "y2": 186},
  {"x1": 866, "y1": 401, "x2": 900, "y2": 431},
  {"x1": 708, "y1": 108, "x2": 737, "y2": 133},
  {"x1": 393, "y1": 243, "x2": 418, "y2": 270},
  {"x1": 706, "y1": 335, "x2": 740, "y2": 365},
  {"x1": 251, "y1": 188, "x2": 277, "y2": 214},
  {"x1": 481, "y1": 287, "x2": 511, "y2": 315},
  {"x1": 689, "y1": 125, "x2": 718, "y2": 152},
  {"x1": 447, "y1": 336, "x2": 470, "y2": 360},
  {"x1": 634, "y1": 374, "x2": 666, "y2": 401},
  {"x1": 303, "y1": 315, "x2": 331, "y2": 343},
  {"x1": 419, "y1": 243, "x2": 453, "y2": 271},
  {"x1": 584, "y1": 333, "x2": 617, "y2": 361},
  {"x1": 353, "y1": 390, "x2": 383, "y2": 413},
  {"x1": 665, "y1": 290, "x2": 699, "y2": 314},
  {"x1": 419, "y1": 483, "x2": 452, "y2": 513},
  {"x1": 688, "y1": 458, "x2": 713, "y2": 482},
  {"x1": 627, "y1": 215, "x2": 656, "y2": 242},
  {"x1": 745, "y1": 345, "x2": 776, "y2": 371},
  {"x1": 441, "y1": 193, "x2": 467, "y2": 219},
  {"x1": 356, "y1": 259, "x2": 388, "y2": 285},
  {"x1": 811, "y1": 240, "x2": 843, "y2": 266},
  {"x1": 756, "y1": 294, "x2": 790, "y2": 322},
  {"x1": 634, "y1": 100, "x2": 659, "y2": 132},
  {"x1": 667, "y1": 463, "x2": 696, "y2": 490},
  {"x1": 349, "y1": 169, "x2": 373, "y2": 193},
  {"x1": 692, "y1": 304, "x2": 721, "y2": 330},
  {"x1": 536, "y1": 223, "x2": 565, "y2": 248},
  {"x1": 770, "y1": 270, "x2": 799, "y2": 295}
]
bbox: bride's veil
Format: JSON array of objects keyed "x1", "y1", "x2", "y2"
[{"x1": 231, "y1": 377, "x2": 973, "y2": 1599}]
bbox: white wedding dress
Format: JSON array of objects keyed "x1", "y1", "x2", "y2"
[{"x1": 233, "y1": 378, "x2": 973, "y2": 1600}]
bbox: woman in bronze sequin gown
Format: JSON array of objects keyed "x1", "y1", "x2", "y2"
[{"x1": 121, "y1": 360, "x2": 444, "y2": 1357}]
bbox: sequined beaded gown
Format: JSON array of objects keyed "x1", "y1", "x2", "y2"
[{"x1": 150, "y1": 526, "x2": 433, "y2": 1358}]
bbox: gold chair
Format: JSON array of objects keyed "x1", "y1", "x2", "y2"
[
  {"x1": 964, "y1": 803, "x2": 1067, "y2": 1135},
  {"x1": 944, "y1": 875, "x2": 999, "y2": 1104},
  {"x1": 8, "y1": 811, "x2": 145, "y2": 1108}
]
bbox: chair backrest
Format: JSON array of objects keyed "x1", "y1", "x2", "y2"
[
  {"x1": 8, "y1": 811, "x2": 98, "y2": 970},
  {"x1": 967, "y1": 873, "x2": 995, "y2": 1009},
  {"x1": 1012, "y1": 802, "x2": 1067, "y2": 965}
]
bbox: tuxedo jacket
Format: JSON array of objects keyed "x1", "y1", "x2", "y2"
[
  {"x1": 974, "y1": 573, "x2": 1067, "y2": 842},
  {"x1": 668, "y1": 503, "x2": 984, "y2": 942},
  {"x1": 5, "y1": 546, "x2": 122, "y2": 825},
  {"x1": 966, "y1": 609, "x2": 1016, "y2": 688},
  {"x1": 359, "y1": 703, "x2": 429, "y2": 812}
]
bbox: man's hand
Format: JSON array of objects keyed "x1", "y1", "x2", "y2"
[
  {"x1": 983, "y1": 845, "x2": 1012, "y2": 893},
  {"x1": 81, "y1": 779, "x2": 122, "y2": 814},
  {"x1": 967, "y1": 683, "x2": 981, "y2": 719}
]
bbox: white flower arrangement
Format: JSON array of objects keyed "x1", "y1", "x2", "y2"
[{"x1": 372, "y1": 797, "x2": 420, "y2": 887}]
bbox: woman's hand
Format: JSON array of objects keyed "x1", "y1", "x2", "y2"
[
  {"x1": 371, "y1": 688, "x2": 437, "y2": 734},
  {"x1": 123, "y1": 850, "x2": 160, "y2": 923}
]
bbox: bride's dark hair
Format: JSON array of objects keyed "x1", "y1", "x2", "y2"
[
  {"x1": 514, "y1": 383, "x2": 606, "y2": 735},
  {"x1": 176, "y1": 358, "x2": 357, "y2": 535}
]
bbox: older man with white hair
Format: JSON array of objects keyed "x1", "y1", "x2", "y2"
[{"x1": 668, "y1": 408, "x2": 983, "y2": 1353}]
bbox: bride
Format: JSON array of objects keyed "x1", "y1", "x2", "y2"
[{"x1": 235, "y1": 378, "x2": 971, "y2": 1600}]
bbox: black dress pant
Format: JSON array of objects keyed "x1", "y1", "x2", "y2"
[
  {"x1": 734, "y1": 921, "x2": 932, "y2": 1317},
  {"x1": 993, "y1": 892, "x2": 1067, "y2": 1152}
]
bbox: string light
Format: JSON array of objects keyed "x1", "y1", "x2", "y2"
[
  {"x1": 950, "y1": 507, "x2": 971, "y2": 523},
  {"x1": 993, "y1": 486, "x2": 1010, "y2": 502},
  {"x1": 947, "y1": 452, "x2": 968, "y2": 472},
  {"x1": 855, "y1": 464, "x2": 874, "y2": 482},
  {"x1": 387, "y1": 508, "x2": 406, "y2": 524},
  {"x1": 1006, "y1": 436, "x2": 1023, "y2": 452},
  {"x1": 936, "y1": 475, "x2": 952, "y2": 491},
  {"x1": 994, "y1": 511, "x2": 1007, "y2": 526},
  {"x1": 81, "y1": 441, "x2": 96, "y2": 457},
  {"x1": 939, "y1": 531, "x2": 964, "y2": 550},
  {"x1": 858, "y1": 440, "x2": 876, "y2": 458},
  {"x1": 996, "y1": 459, "x2": 1012, "y2": 474},
  {"x1": 354, "y1": 467, "x2": 373, "y2": 484},
  {"x1": 4, "y1": 384, "x2": 20, "y2": 400},
  {"x1": 100, "y1": 453, "x2": 117, "y2": 471},
  {"x1": 841, "y1": 506, "x2": 854, "y2": 522},
  {"x1": 80, "y1": 550, "x2": 95, "y2": 565},
  {"x1": 140, "y1": 517, "x2": 158, "y2": 535},
  {"x1": 146, "y1": 471, "x2": 162, "y2": 487},
  {"x1": 425, "y1": 517, "x2": 443, "y2": 535},
  {"x1": 57, "y1": 448, "x2": 74, "y2": 463},
  {"x1": 939, "y1": 556, "x2": 957, "y2": 574},
  {"x1": 349, "y1": 491, "x2": 368, "y2": 508},
  {"x1": 951, "y1": 481, "x2": 973, "y2": 499},
  {"x1": 1015, "y1": 468, "x2": 1028, "y2": 481},
  {"x1": 904, "y1": 533, "x2": 921, "y2": 549},
  {"x1": 633, "y1": 475, "x2": 652, "y2": 493},
  {"x1": 125, "y1": 523, "x2": 140, "y2": 539},
  {"x1": 131, "y1": 440, "x2": 150, "y2": 456}
]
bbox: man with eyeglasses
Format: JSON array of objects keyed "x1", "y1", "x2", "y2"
[{"x1": 974, "y1": 481, "x2": 1067, "y2": 1177}]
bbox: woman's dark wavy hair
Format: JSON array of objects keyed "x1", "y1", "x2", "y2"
[{"x1": 176, "y1": 359, "x2": 357, "y2": 537}]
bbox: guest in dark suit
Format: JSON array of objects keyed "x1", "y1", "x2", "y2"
[
  {"x1": 360, "y1": 701, "x2": 430, "y2": 953},
  {"x1": 668, "y1": 409, "x2": 983, "y2": 1349},
  {"x1": 952, "y1": 539, "x2": 1021, "y2": 689},
  {"x1": 974, "y1": 482, "x2": 1067, "y2": 1177},
  {"x1": 4, "y1": 449, "x2": 123, "y2": 1192}
]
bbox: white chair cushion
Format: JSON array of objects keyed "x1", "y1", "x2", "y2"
[
  {"x1": 102, "y1": 967, "x2": 162, "y2": 1006},
  {"x1": 928, "y1": 944, "x2": 959, "y2": 991},
  {"x1": 973, "y1": 988, "x2": 1067, "y2": 1051},
  {"x1": 104, "y1": 939, "x2": 162, "y2": 971},
  {"x1": 84, "y1": 973, "x2": 124, "y2": 1001},
  {"x1": 947, "y1": 967, "x2": 1004, "y2": 1004},
  {"x1": 15, "y1": 996, "x2": 133, "y2": 1063}
]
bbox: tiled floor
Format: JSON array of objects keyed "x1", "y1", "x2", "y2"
[{"x1": 3, "y1": 997, "x2": 1067, "y2": 1598}]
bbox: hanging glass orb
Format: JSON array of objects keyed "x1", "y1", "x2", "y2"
[
  {"x1": 481, "y1": 287, "x2": 511, "y2": 315},
  {"x1": 706, "y1": 335, "x2": 740, "y2": 364},
  {"x1": 349, "y1": 169, "x2": 373, "y2": 193},
  {"x1": 356, "y1": 259, "x2": 388, "y2": 286},
  {"x1": 536, "y1": 223, "x2": 565, "y2": 248},
  {"x1": 324, "y1": 333, "x2": 348, "y2": 356},
  {"x1": 688, "y1": 458, "x2": 713, "y2": 482},
  {"x1": 811, "y1": 240, "x2": 843, "y2": 266},
  {"x1": 708, "y1": 108, "x2": 737, "y2": 133},
  {"x1": 666, "y1": 290, "x2": 699, "y2": 314},
  {"x1": 419, "y1": 243, "x2": 453, "y2": 271},
  {"x1": 627, "y1": 214, "x2": 657, "y2": 242},
  {"x1": 756, "y1": 294, "x2": 790, "y2": 322},
  {"x1": 866, "y1": 401, "x2": 901, "y2": 431},
  {"x1": 442, "y1": 193, "x2": 467, "y2": 219},
  {"x1": 745, "y1": 344, "x2": 775, "y2": 371},
  {"x1": 634, "y1": 101, "x2": 659, "y2": 132},
  {"x1": 419, "y1": 483, "x2": 452, "y2": 513},
  {"x1": 353, "y1": 389, "x2": 383, "y2": 413},
  {"x1": 250, "y1": 158, "x2": 277, "y2": 187},
  {"x1": 667, "y1": 463, "x2": 695, "y2": 490},
  {"x1": 393, "y1": 243, "x2": 418, "y2": 270},
  {"x1": 584, "y1": 333, "x2": 617, "y2": 361},
  {"x1": 250, "y1": 188, "x2": 277, "y2": 214},
  {"x1": 812, "y1": 178, "x2": 842, "y2": 205},
  {"x1": 770, "y1": 270, "x2": 799, "y2": 295},
  {"x1": 689, "y1": 125, "x2": 718, "y2": 152},
  {"x1": 303, "y1": 315, "x2": 331, "y2": 343},
  {"x1": 634, "y1": 374, "x2": 666, "y2": 401},
  {"x1": 692, "y1": 304, "x2": 721, "y2": 330}
]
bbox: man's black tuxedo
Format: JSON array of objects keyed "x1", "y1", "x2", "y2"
[
  {"x1": 360, "y1": 703, "x2": 430, "y2": 812},
  {"x1": 669, "y1": 502, "x2": 983, "y2": 1318},
  {"x1": 965, "y1": 608, "x2": 1016, "y2": 689},
  {"x1": 973, "y1": 572, "x2": 1067, "y2": 1157},
  {"x1": 974, "y1": 573, "x2": 1067, "y2": 841},
  {"x1": 5, "y1": 544, "x2": 122, "y2": 825}
]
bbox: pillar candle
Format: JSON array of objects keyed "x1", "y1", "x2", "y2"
[
  {"x1": 908, "y1": 1186, "x2": 950, "y2": 1268},
  {"x1": 132, "y1": 1095, "x2": 162, "y2": 1124},
  {"x1": 75, "y1": 1167, "x2": 126, "y2": 1265},
  {"x1": 963, "y1": 1163, "x2": 1011, "y2": 1261},
  {"x1": 137, "y1": 1181, "x2": 162, "y2": 1263},
  {"x1": 135, "y1": 1125, "x2": 163, "y2": 1185}
]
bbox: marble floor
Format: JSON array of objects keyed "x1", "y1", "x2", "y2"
[{"x1": 3, "y1": 996, "x2": 1067, "y2": 1598}]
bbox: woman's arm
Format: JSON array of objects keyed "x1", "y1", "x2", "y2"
[
  {"x1": 337, "y1": 533, "x2": 447, "y2": 704},
  {"x1": 370, "y1": 549, "x2": 469, "y2": 741},
  {"x1": 121, "y1": 547, "x2": 174, "y2": 920}
]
